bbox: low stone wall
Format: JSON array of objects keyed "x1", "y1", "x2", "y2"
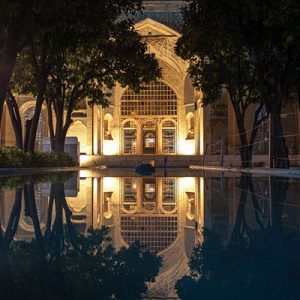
[{"x1": 80, "y1": 155, "x2": 203, "y2": 167}]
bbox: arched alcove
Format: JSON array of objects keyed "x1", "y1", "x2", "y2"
[{"x1": 67, "y1": 120, "x2": 87, "y2": 154}]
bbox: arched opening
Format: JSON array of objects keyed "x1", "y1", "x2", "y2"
[
  {"x1": 186, "y1": 113, "x2": 195, "y2": 140},
  {"x1": 103, "y1": 114, "x2": 113, "y2": 140},
  {"x1": 119, "y1": 176, "x2": 178, "y2": 254},
  {"x1": 67, "y1": 120, "x2": 87, "y2": 154},
  {"x1": 120, "y1": 81, "x2": 178, "y2": 155}
]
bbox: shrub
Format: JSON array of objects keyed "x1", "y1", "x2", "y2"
[
  {"x1": 0, "y1": 147, "x2": 76, "y2": 168},
  {"x1": 0, "y1": 147, "x2": 30, "y2": 168},
  {"x1": 41, "y1": 151, "x2": 76, "y2": 167}
]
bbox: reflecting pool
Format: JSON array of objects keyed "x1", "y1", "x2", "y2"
[{"x1": 1, "y1": 171, "x2": 300, "y2": 299}]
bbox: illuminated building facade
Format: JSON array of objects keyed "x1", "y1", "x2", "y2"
[{"x1": 0, "y1": 0, "x2": 299, "y2": 166}]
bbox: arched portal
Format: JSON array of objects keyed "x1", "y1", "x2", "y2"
[{"x1": 121, "y1": 81, "x2": 178, "y2": 155}]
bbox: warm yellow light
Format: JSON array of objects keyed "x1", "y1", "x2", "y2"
[
  {"x1": 79, "y1": 169, "x2": 93, "y2": 178},
  {"x1": 79, "y1": 155, "x2": 93, "y2": 166},
  {"x1": 179, "y1": 177, "x2": 195, "y2": 191},
  {"x1": 103, "y1": 177, "x2": 117, "y2": 191},
  {"x1": 179, "y1": 139, "x2": 195, "y2": 155},
  {"x1": 103, "y1": 140, "x2": 119, "y2": 155}
]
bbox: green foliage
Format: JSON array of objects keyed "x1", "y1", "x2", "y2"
[
  {"x1": 9, "y1": 0, "x2": 161, "y2": 152},
  {"x1": 3, "y1": 227, "x2": 161, "y2": 300},
  {"x1": 0, "y1": 147, "x2": 30, "y2": 168},
  {"x1": 177, "y1": 0, "x2": 300, "y2": 107},
  {"x1": 29, "y1": 151, "x2": 76, "y2": 168},
  {"x1": 0, "y1": 147, "x2": 75, "y2": 168},
  {"x1": 176, "y1": 0, "x2": 260, "y2": 107}
]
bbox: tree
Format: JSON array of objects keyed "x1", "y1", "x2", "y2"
[
  {"x1": 0, "y1": 0, "x2": 67, "y2": 127},
  {"x1": 0, "y1": 0, "x2": 31, "y2": 123},
  {"x1": 45, "y1": 20, "x2": 160, "y2": 152},
  {"x1": 8, "y1": 0, "x2": 160, "y2": 152},
  {"x1": 177, "y1": 30, "x2": 264, "y2": 167},
  {"x1": 177, "y1": 0, "x2": 300, "y2": 168}
]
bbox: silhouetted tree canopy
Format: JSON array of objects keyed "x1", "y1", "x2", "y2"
[
  {"x1": 6, "y1": 0, "x2": 161, "y2": 152},
  {"x1": 177, "y1": 0, "x2": 300, "y2": 168}
]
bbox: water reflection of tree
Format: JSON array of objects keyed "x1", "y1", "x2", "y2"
[
  {"x1": 0, "y1": 182, "x2": 162, "y2": 300},
  {"x1": 176, "y1": 175, "x2": 300, "y2": 300}
]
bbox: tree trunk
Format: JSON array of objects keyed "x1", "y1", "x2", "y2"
[
  {"x1": 229, "y1": 175, "x2": 251, "y2": 248},
  {"x1": 27, "y1": 81, "x2": 46, "y2": 152},
  {"x1": 0, "y1": 42, "x2": 20, "y2": 126},
  {"x1": 52, "y1": 100, "x2": 72, "y2": 152},
  {"x1": 0, "y1": 3, "x2": 29, "y2": 125},
  {"x1": 238, "y1": 128, "x2": 252, "y2": 168},
  {"x1": 3, "y1": 188, "x2": 22, "y2": 247},
  {"x1": 44, "y1": 185, "x2": 54, "y2": 238},
  {"x1": 269, "y1": 176, "x2": 289, "y2": 228},
  {"x1": 53, "y1": 107, "x2": 65, "y2": 152},
  {"x1": 24, "y1": 183, "x2": 43, "y2": 243},
  {"x1": 234, "y1": 111, "x2": 252, "y2": 168},
  {"x1": 273, "y1": 113, "x2": 289, "y2": 168},
  {"x1": 53, "y1": 183, "x2": 64, "y2": 256},
  {"x1": 46, "y1": 99, "x2": 55, "y2": 151},
  {"x1": 5, "y1": 91, "x2": 23, "y2": 149}
]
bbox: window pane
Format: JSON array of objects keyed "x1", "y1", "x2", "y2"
[
  {"x1": 121, "y1": 81, "x2": 177, "y2": 116},
  {"x1": 124, "y1": 129, "x2": 137, "y2": 154},
  {"x1": 162, "y1": 129, "x2": 176, "y2": 153}
]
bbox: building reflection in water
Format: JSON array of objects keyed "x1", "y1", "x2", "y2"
[
  {"x1": 1, "y1": 174, "x2": 300, "y2": 298},
  {"x1": 100, "y1": 176, "x2": 202, "y2": 298}
]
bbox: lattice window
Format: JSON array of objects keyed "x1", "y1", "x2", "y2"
[
  {"x1": 162, "y1": 179, "x2": 176, "y2": 203},
  {"x1": 121, "y1": 216, "x2": 178, "y2": 253},
  {"x1": 123, "y1": 121, "x2": 137, "y2": 154},
  {"x1": 121, "y1": 81, "x2": 177, "y2": 116},
  {"x1": 162, "y1": 120, "x2": 176, "y2": 153},
  {"x1": 143, "y1": 121, "x2": 157, "y2": 154},
  {"x1": 123, "y1": 178, "x2": 137, "y2": 211},
  {"x1": 162, "y1": 178, "x2": 176, "y2": 212},
  {"x1": 143, "y1": 178, "x2": 156, "y2": 210}
]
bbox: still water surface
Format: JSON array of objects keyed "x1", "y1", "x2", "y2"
[{"x1": 0, "y1": 170, "x2": 300, "y2": 299}]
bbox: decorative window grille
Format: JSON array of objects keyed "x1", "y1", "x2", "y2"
[
  {"x1": 142, "y1": 178, "x2": 156, "y2": 210},
  {"x1": 121, "y1": 216, "x2": 178, "y2": 253},
  {"x1": 143, "y1": 121, "x2": 156, "y2": 154},
  {"x1": 121, "y1": 81, "x2": 177, "y2": 116},
  {"x1": 162, "y1": 178, "x2": 176, "y2": 212},
  {"x1": 162, "y1": 179, "x2": 176, "y2": 203},
  {"x1": 123, "y1": 178, "x2": 137, "y2": 211},
  {"x1": 162, "y1": 120, "x2": 176, "y2": 153},
  {"x1": 123, "y1": 121, "x2": 137, "y2": 154}
]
